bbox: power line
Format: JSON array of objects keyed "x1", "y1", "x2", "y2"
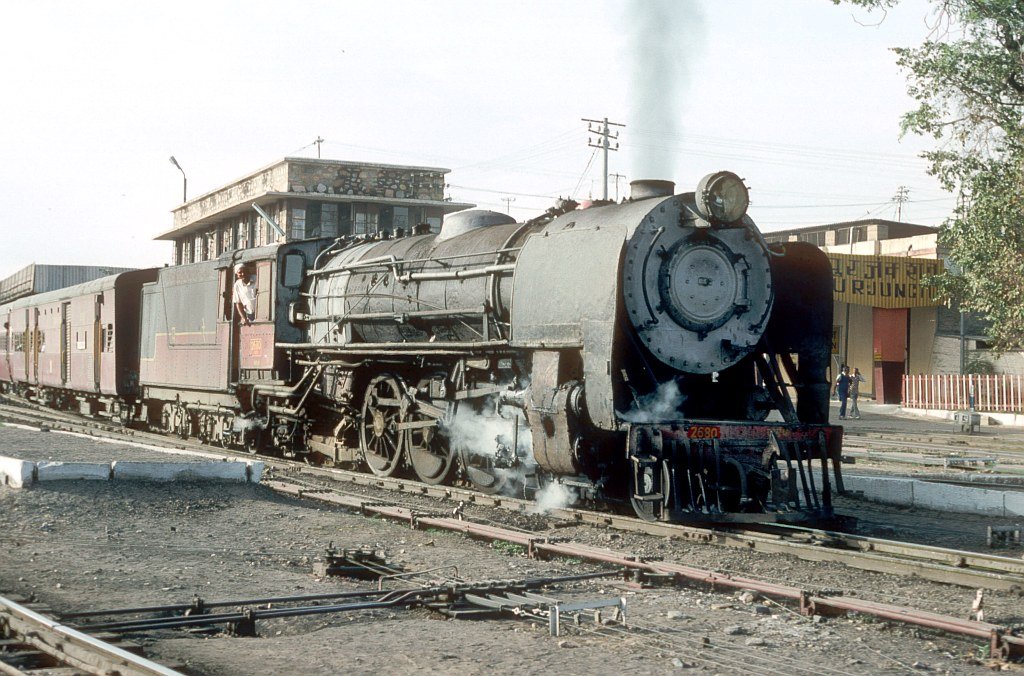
[
  {"x1": 571, "y1": 148, "x2": 599, "y2": 199},
  {"x1": 891, "y1": 185, "x2": 910, "y2": 222}
]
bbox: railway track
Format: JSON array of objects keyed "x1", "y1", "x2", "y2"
[
  {"x1": 4, "y1": 398, "x2": 1024, "y2": 663},
  {"x1": 2, "y1": 398, "x2": 1024, "y2": 594},
  {"x1": 0, "y1": 594, "x2": 181, "y2": 675},
  {"x1": 263, "y1": 478, "x2": 1024, "y2": 661},
  {"x1": 845, "y1": 428, "x2": 1024, "y2": 462}
]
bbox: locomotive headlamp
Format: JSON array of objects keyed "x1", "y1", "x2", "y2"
[{"x1": 696, "y1": 171, "x2": 749, "y2": 224}]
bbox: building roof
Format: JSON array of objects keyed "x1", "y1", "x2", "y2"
[
  {"x1": 763, "y1": 218, "x2": 938, "y2": 240},
  {"x1": 155, "y1": 157, "x2": 473, "y2": 241}
]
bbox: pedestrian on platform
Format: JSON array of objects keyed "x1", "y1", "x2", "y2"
[
  {"x1": 833, "y1": 364, "x2": 851, "y2": 420},
  {"x1": 849, "y1": 367, "x2": 865, "y2": 419}
]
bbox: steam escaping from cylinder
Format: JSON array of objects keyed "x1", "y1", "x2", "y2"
[
  {"x1": 444, "y1": 403, "x2": 531, "y2": 461},
  {"x1": 531, "y1": 481, "x2": 578, "y2": 514},
  {"x1": 619, "y1": 380, "x2": 686, "y2": 423},
  {"x1": 625, "y1": 0, "x2": 706, "y2": 180},
  {"x1": 443, "y1": 396, "x2": 537, "y2": 490}
]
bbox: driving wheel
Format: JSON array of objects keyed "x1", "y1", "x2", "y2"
[
  {"x1": 359, "y1": 374, "x2": 407, "y2": 477},
  {"x1": 407, "y1": 402, "x2": 455, "y2": 485}
]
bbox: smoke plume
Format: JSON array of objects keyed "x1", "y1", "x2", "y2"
[{"x1": 625, "y1": 0, "x2": 706, "y2": 180}]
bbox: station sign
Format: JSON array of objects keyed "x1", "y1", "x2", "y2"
[{"x1": 828, "y1": 253, "x2": 943, "y2": 308}]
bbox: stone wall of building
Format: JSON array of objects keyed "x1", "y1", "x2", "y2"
[{"x1": 286, "y1": 161, "x2": 445, "y2": 201}]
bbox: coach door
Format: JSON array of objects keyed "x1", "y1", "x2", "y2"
[
  {"x1": 93, "y1": 294, "x2": 103, "y2": 392},
  {"x1": 2, "y1": 313, "x2": 10, "y2": 382},
  {"x1": 61, "y1": 302, "x2": 71, "y2": 386},
  {"x1": 21, "y1": 309, "x2": 29, "y2": 382},
  {"x1": 223, "y1": 267, "x2": 240, "y2": 384},
  {"x1": 31, "y1": 308, "x2": 40, "y2": 384}
]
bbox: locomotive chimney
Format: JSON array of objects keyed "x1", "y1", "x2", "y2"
[{"x1": 629, "y1": 179, "x2": 675, "y2": 201}]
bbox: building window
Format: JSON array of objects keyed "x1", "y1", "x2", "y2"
[
  {"x1": 321, "y1": 203, "x2": 338, "y2": 237},
  {"x1": 353, "y1": 205, "x2": 379, "y2": 235},
  {"x1": 835, "y1": 229, "x2": 850, "y2": 245},
  {"x1": 393, "y1": 207, "x2": 409, "y2": 233},
  {"x1": 851, "y1": 226, "x2": 868, "y2": 243},
  {"x1": 423, "y1": 207, "x2": 443, "y2": 233},
  {"x1": 267, "y1": 216, "x2": 281, "y2": 244},
  {"x1": 798, "y1": 231, "x2": 825, "y2": 246},
  {"x1": 291, "y1": 207, "x2": 306, "y2": 240},
  {"x1": 234, "y1": 221, "x2": 246, "y2": 249}
]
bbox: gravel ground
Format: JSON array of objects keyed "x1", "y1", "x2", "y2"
[
  {"x1": 2, "y1": 415, "x2": 1024, "y2": 674},
  {"x1": 2, "y1": 476, "x2": 1022, "y2": 675}
]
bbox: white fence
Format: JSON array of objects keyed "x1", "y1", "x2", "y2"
[{"x1": 903, "y1": 374, "x2": 1024, "y2": 413}]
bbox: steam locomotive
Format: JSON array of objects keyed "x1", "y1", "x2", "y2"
[{"x1": 0, "y1": 172, "x2": 843, "y2": 523}]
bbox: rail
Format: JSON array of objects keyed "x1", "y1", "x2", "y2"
[
  {"x1": 266, "y1": 480, "x2": 1024, "y2": 660},
  {"x1": 0, "y1": 595, "x2": 180, "y2": 675},
  {"x1": 903, "y1": 374, "x2": 1024, "y2": 413}
]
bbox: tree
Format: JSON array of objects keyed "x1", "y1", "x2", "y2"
[{"x1": 837, "y1": 0, "x2": 1024, "y2": 350}]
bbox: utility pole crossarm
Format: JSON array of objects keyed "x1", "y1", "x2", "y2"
[{"x1": 582, "y1": 117, "x2": 625, "y2": 201}]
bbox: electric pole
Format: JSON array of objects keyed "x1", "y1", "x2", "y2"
[
  {"x1": 583, "y1": 117, "x2": 624, "y2": 200},
  {"x1": 892, "y1": 185, "x2": 909, "y2": 222},
  {"x1": 501, "y1": 196, "x2": 516, "y2": 214},
  {"x1": 609, "y1": 173, "x2": 627, "y2": 202},
  {"x1": 314, "y1": 136, "x2": 325, "y2": 159}
]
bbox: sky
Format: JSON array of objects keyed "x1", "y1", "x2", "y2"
[{"x1": 0, "y1": 0, "x2": 954, "y2": 276}]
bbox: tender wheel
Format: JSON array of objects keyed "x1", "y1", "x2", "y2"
[
  {"x1": 359, "y1": 375, "x2": 407, "y2": 477},
  {"x1": 407, "y1": 403, "x2": 455, "y2": 485}
]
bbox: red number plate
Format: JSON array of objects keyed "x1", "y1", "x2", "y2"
[{"x1": 686, "y1": 425, "x2": 721, "y2": 440}]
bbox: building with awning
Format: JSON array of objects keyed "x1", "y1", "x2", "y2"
[{"x1": 763, "y1": 219, "x2": 1013, "y2": 403}]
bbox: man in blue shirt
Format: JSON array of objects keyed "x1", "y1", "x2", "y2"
[{"x1": 833, "y1": 365, "x2": 851, "y2": 420}]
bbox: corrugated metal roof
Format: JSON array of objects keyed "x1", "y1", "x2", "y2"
[{"x1": 0, "y1": 264, "x2": 135, "y2": 305}]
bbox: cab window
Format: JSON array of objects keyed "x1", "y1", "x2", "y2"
[
  {"x1": 282, "y1": 253, "x2": 304, "y2": 288},
  {"x1": 256, "y1": 262, "x2": 273, "y2": 321}
]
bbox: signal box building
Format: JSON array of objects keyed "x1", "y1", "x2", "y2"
[
  {"x1": 764, "y1": 219, "x2": 1020, "y2": 403},
  {"x1": 158, "y1": 157, "x2": 474, "y2": 266}
]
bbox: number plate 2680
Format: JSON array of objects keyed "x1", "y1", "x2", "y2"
[{"x1": 686, "y1": 426, "x2": 721, "y2": 440}]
